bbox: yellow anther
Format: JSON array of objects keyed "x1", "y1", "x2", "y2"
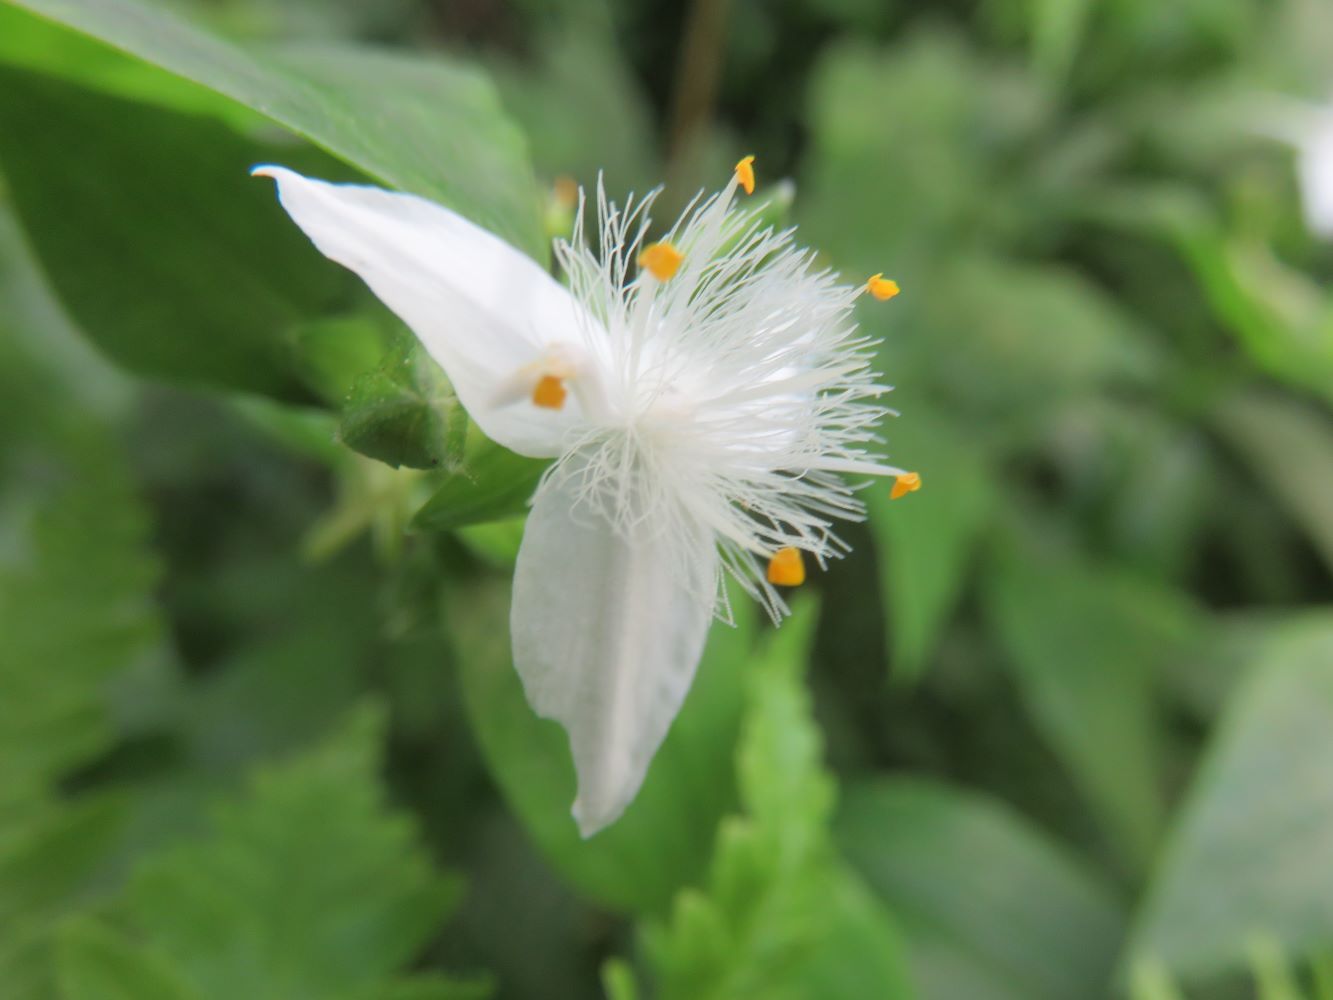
[
  {"x1": 552, "y1": 175, "x2": 578, "y2": 209},
  {"x1": 866, "y1": 273, "x2": 900, "y2": 301},
  {"x1": 766, "y1": 547, "x2": 805, "y2": 587},
  {"x1": 638, "y1": 241, "x2": 684, "y2": 281},
  {"x1": 532, "y1": 374, "x2": 568, "y2": 410},
  {"x1": 735, "y1": 155, "x2": 756, "y2": 195},
  {"x1": 890, "y1": 471, "x2": 922, "y2": 500}
]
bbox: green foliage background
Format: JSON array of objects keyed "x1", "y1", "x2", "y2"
[{"x1": 2, "y1": 0, "x2": 1333, "y2": 997}]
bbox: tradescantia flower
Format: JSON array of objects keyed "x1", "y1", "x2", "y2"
[{"x1": 254, "y1": 157, "x2": 917, "y2": 836}]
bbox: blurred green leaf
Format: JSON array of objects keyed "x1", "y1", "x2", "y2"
[
  {"x1": 0, "y1": 202, "x2": 130, "y2": 419},
  {"x1": 489, "y1": 24, "x2": 658, "y2": 193},
  {"x1": 290, "y1": 315, "x2": 392, "y2": 407},
  {"x1": 0, "y1": 66, "x2": 341, "y2": 397},
  {"x1": 838, "y1": 777, "x2": 1126, "y2": 1000},
  {"x1": 56, "y1": 919, "x2": 198, "y2": 1000},
  {"x1": 451, "y1": 578, "x2": 755, "y2": 915},
  {"x1": 1129, "y1": 619, "x2": 1333, "y2": 982},
  {"x1": 0, "y1": 380, "x2": 164, "y2": 818},
  {"x1": 983, "y1": 531, "x2": 1199, "y2": 873},
  {"x1": 920, "y1": 256, "x2": 1160, "y2": 420},
  {"x1": 0, "y1": 0, "x2": 545, "y2": 258},
  {"x1": 0, "y1": 298, "x2": 154, "y2": 998},
  {"x1": 0, "y1": 797, "x2": 126, "y2": 929},
  {"x1": 1173, "y1": 222, "x2": 1333, "y2": 406},
  {"x1": 641, "y1": 602, "x2": 915, "y2": 1000},
  {"x1": 869, "y1": 410, "x2": 992, "y2": 681},
  {"x1": 339, "y1": 335, "x2": 464, "y2": 471},
  {"x1": 412, "y1": 444, "x2": 547, "y2": 533},
  {"x1": 802, "y1": 33, "x2": 1038, "y2": 267},
  {"x1": 1029, "y1": 0, "x2": 1095, "y2": 82},
  {"x1": 1213, "y1": 390, "x2": 1333, "y2": 574},
  {"x1": 454, "y1": 517, "x2": 526, "y2": 569},
  {"x1": 351, "y1": 978, "x2": 494, "y2": 1000},
  {"x1": 108, "y1": 705, "x2": 465, "y2": 1000}
]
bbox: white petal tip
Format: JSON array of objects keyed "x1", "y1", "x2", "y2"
[
  {"x1": 571, "y1": 797, "x2": 625, "y2": 839},
  {"x1": 250, "y1": 164, "x2": 284, "y2": 181}
]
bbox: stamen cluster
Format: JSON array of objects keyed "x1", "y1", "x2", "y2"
[{"x1": 549, "y1": 170, "x2": 899, "y2": 621}]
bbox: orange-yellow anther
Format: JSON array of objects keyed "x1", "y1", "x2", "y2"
[
  {"x1": 890, "y1": 471, "x2": 922, "y2": 500},
  {"x1": 766, "y1": 547, "x2": 806, "y2": 587},
  {"x1": 638, "y1": 241, "x2": 684, "y2": 281},
  {"x1": 735, "y1": 155, "x2": 756, "y2": 195},
  {"x1": 552, "y1": 175, "x2": 578, "y2": 209},
  {"x1": 866, "y1": 273, "x2": 900, "y2": 301},
  {"x1": 532, "y1": 374, "x2": 568, "y2": 410}
]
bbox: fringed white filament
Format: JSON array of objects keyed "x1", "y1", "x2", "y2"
[{"x1": 550, "y1": 177, "x2": 899, "y2": 622}]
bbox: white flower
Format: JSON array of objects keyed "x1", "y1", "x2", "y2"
[{"x1": 254, "y1": 158, "x2": 916, "y2": 835}]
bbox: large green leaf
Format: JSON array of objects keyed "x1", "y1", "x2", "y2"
[
  {"x1": 982, "y1": 530, "x2": 1199, "y2": 874},
  {"x1": 838, "y1": 777, "x2": 1126, "y2": 1000},
  {"x1": 0, "y1": 0, "x2": 544, "y2": 257},
  {"x1": 451, "y1": 576, "x2": 756, "y2": 915},
  {"x1": 1128, "y1": 619, "x2": 1333, "y2": 982},
  {"x1": 0, "y1": 66, "x2": 343, "y2": 397}
]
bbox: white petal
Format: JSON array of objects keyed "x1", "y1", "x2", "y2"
[
  {"x1": 254, "y1": 166, "x2": 592, "y2": 457},
  {"x1": 1298, "y1": 133, "x2": 1333, "y2": 237},
  {"x1": 510, "y1": 466, "x2": 718, "y2": 836}
]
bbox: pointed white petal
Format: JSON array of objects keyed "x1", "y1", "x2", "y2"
[
  {"x1": 510, "y1": 467, "x2": 718, "y2": 836},
  {"x1": 254, "y1": 166, "x2": 592, "y2": 457}
]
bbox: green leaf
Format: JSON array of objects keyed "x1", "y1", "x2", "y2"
[
  {"x1": 801, "y1": 34, "x2": 1016, "y2": 267},
  {"x1": 412, "y1": 444, "x2": 547, "y2": 533},
  {"x1": 1213, "y1": 390, "x2": 1333, "y2": 575},
  {"x1": 1128, "y1": 619, "x2": 1333, "y2": 982},
  {"x1": 0, "y1": 0, "x2": 544, "y2": 257},
  {"x1": 114, "y1": 705, "x2": 463, "y2": 1000},
  {"x1": 290, "y1": 316, "x2": 394, "y2": 407},
  {"x1": 921, "y1": 256, "x2": 1160, "y2": 420},
  {"x1": 0, "y1": 65, "x2": 342, "y2": 397},
  {"x1": 56, "y1": 919, "x2": 198, "y2": 1000},
  {"x1": 868, "y1": 409, "x2": 992, "y2": 681},
  {"x1": 838, "y1": 777, "x2": 1126, "y2": 1000},
  {"x1": 339, "y1": 334, "x2": 465, "y2": 471},
  {"x1": 1172, "y1": 220, "x2": 1333, "y2": 406},
  {"x1": 0, "y1": 796, "x2": 127, "y2": 929},
  {"x1": 451, "y1": 577, "x2": 755, "y2": 915},
  {"x1": 352, "y1": 978, "x2": 494, "y2": 1000},
  {"x1": 1029, "y1": 0, "x2": 1095, "y2": 82},
  {"x1": 982, "y1": 531, "x2": 1199, "y2": 874},
  {"x1": 0, "y1": 378, "x2": 164, "y2": 818},
  {"x1": 641, "y1": 603, "x2": 915, "y2": 1000},
  {"x1": 488, "y1": 24, "x2": 658, "y2": 194}
]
